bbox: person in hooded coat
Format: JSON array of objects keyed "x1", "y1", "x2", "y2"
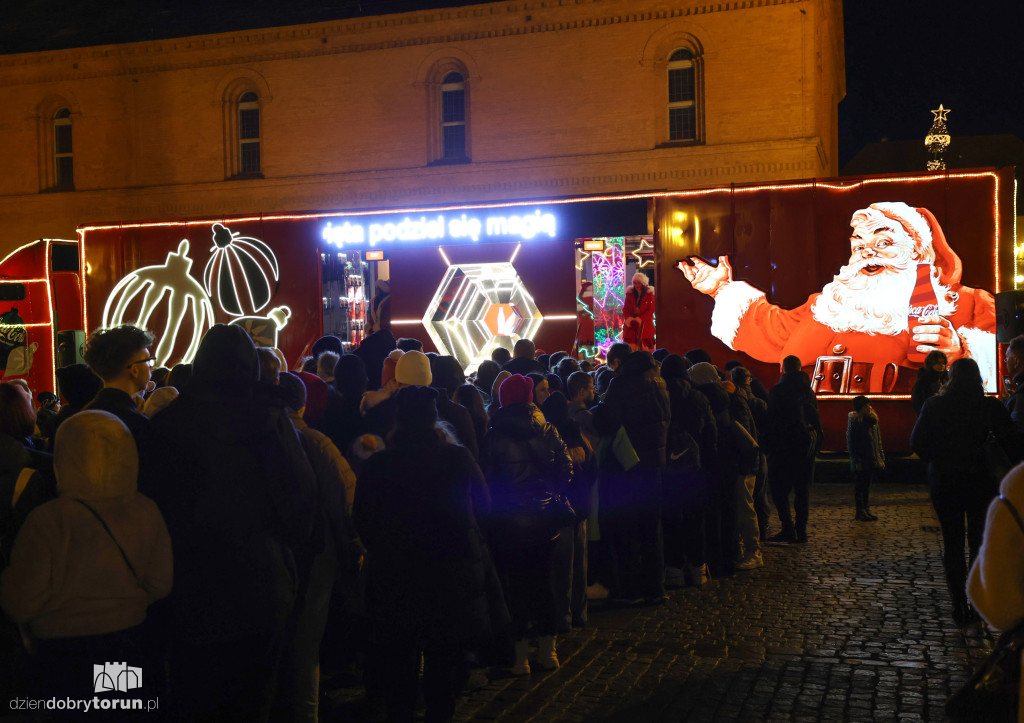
[
  {"x1": 141, "y1": 324, "x2": 316, "y2": 723},
  {"x1": 354, "y1": 386, "x2": 492, "y2": 723},
  {"x1": 481, "y1": 374, "x2": 573, "y2": 675},
  {"x1": 1, "y1": 411, "x2": 172, "y2": 704}
]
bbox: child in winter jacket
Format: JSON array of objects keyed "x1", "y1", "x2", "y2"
[{"x1": 847, "y1": 396, "x2": 885, "y2": 521}]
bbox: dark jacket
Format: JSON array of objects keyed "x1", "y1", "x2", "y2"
[
  {"x1": 502, "y1": 356, "x2": 546, "y2": 377},
  {"x1": 480, "y1": 403, "x2": 573, "y2": 549},
  {"x1": 142, "y1": 324, "x2": 316, "y2": 642},
  {"x1": 83, "y1": 387, "x2": 150, "y2": 443},
  {"x1": 354, "y1": 428, "x2": 491, "y2": 641},
  {"x1": 847, "y1": 412, "x2": 885, "y2": 471},
  {"x1": 764, "y1": 371, "x2": 822, "y2": 457},
  {"x1": 912, "y1": 391, "x2": 1020, "y2": 497},
  {"x1": 911, "y1": 366, "x2": 947, "y2": 414},
  {"x1": 601, "y1": 351, "x2": 670, "y2": 469},
  {"x1": 1005, "y1": 371, "x2": 1024, "y2": 434}
]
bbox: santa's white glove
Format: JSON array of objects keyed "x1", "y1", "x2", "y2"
[
  {"x1": 911, "y1": 315, "x2": 962, "y2": 361},
  {"x1": 678, "y1": 256, "x2": 733, "y2": 298}
]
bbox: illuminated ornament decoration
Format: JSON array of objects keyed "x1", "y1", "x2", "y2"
[
  {"x1": 422, "y1": 261, "x2": 543, "y2": 370},
  {"x1": 591, "y1": 237, "x2": 626, "y2": 355},
  {"x1": 229, "y1": 306, "x2": 292, "y2": 348},
  {"x1": 103, "y1": 239, "x2": 215, "y2": 367},
  {"x1": 631, "y1": 238, "x2": 655, "y2": 268},
  {"x1": 925, "y1": 105, "x2": 951, "y2": 171},
  {"x1": 203, "y1": 223, "x2": 281, "y2": 317}
]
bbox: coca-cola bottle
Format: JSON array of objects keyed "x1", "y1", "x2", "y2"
[{"x1": 907, "y1": 263, "x2": 939, "y2": 364}]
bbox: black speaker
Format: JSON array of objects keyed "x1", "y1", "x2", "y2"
[
  {"x1": 996, "y1": 291, "x2": 1024, "y2": 343},
  {"x1": 56, "y1": 329, "x2": 86, "y2": 368}
]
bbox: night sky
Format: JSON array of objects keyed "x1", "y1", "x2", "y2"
[
  {"x1": 3, "y1": 0, "x2": 1023, "y2": 170},
  {"x1": 838, "y1": 1, "x2": 1024, "y2": 167}
]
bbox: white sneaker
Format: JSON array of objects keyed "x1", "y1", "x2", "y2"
[
  {"x1": 512, "y1": 639, "x2": 532, "y2": 676},
  {"x1": 535, "y1": 636, "x2": 559, "y2": 671},
  {"x1": 736, "y1": 552, "x2": 764, "y2": 570}
]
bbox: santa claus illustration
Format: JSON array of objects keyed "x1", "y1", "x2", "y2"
[{"x1": 678, "y1": 202, "x2": 996, "y2": 393}]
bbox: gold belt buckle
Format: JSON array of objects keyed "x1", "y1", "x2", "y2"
[{"x1": 811, "y1": 355, "x2": 853, "y2": 394}]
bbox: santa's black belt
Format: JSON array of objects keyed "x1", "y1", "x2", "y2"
[{"x1": 804, "y1": 356, "x2": 914, "y2": 394}]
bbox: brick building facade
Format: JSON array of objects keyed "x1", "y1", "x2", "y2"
[{"x1": 0, "y1": 0, "x2": 844, "y2": 258}]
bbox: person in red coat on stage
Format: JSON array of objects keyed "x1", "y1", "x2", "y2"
[{"x1": 623, "y1": 272, "x2": 656, "y2": 352}]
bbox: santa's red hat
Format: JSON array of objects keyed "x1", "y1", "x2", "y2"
[{"x1": 859, "y1": 202, "x2": 962, "y2": 286}]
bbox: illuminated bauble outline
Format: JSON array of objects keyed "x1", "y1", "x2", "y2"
[
  {"x1": 203, "y1": 223, "x2": 281, "y2": 317},
  {"x1": 102, "y1": 239, "x2": 215, "y2": 367}
]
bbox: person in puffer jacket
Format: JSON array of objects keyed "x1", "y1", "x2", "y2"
[
  {"x1": 480, "y1": 374, "x2": 573, "y2": 676},
  {"x1": 1, "y1": 411, "x2": 172, "y2": 704}
]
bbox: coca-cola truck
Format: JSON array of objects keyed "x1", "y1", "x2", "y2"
[{"x1": 0, "y1": 167, "x2": 1014, "y2": 452}]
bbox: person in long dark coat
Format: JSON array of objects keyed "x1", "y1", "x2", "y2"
[
  {"x1": 354, "y1": 385, "x2": 492, "y2": 723},
  {"x1": 911, "y1": 357, "x2": 1022, "y2": 627},
  {"x1": 481, "y1": 374, "x2": 573, "y2": 675},
  {"x1": 141, "y1": 324, "x2": 316, "y2": 722}
]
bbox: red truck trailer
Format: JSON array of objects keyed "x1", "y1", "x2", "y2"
[{"x1": 0, "y1": 167, "x2": 1013, "y2": 452}]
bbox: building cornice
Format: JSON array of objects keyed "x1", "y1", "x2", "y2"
[{"x1": 0, "y1": 0, "x2": 808, "y2": 85}]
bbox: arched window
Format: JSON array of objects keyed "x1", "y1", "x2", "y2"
[
  {"x1": 668, "y1": 49, "x2": 698, "y2": 143},
  {"x1": 238, "y1": 91, "x2": 261, "y2": 176},
  {"x1": 440, "y1": 72, "x2": 467, "y2": 161},
  {"x1": 53, "y1": 108, "x2": 74, "y2": 191}
]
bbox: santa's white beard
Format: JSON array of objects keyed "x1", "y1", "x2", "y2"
[{"x1": 811, "y1": 260, "x2": 957, "y2": 336}]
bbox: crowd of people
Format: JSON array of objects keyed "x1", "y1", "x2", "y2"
[{"x1": 4, "y1": 321, "x2": 1024, "y2": 720}]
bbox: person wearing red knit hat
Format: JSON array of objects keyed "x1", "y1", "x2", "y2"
[{"x1": 481, "y1": 373, "x2": 574, "y2": 676}]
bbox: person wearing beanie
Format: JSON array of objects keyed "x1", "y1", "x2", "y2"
[
  {"x1": 481, "y1": 372, "x2": 573, "y2": 675},
  {"x1": 141, "y1": 324, "x2": 316, "y2": 721},
  {"x1": 360, "y1": 349, "x2": 433, "y2": 443},
  {"x1": 312, "y1": 335, "x2": 344, "y2": 359},
  {"x1": 354, "y1": 384, "x2": 491, "y2": 723},
  {"x1": 395, "y1": 337, "x2": 423, "y2": 353},
  {"x1": 394, "y1": 349, "x2": 432, "y2": 387},
  {"x1": 498, "y1": 373, "x2": 534, "y2": 408},
  {"x1": 622, "y1": 271, "x2": 656, "y2": 352},
  {"x1": 1, "y1": 411, "x2": 172, "y2": 703},
  {"x1": 271, "y1": 371, "x2": 360, "y2": 722},
  {"x1": 847, "y1": 395, "x2": 884, "y2": 522}
]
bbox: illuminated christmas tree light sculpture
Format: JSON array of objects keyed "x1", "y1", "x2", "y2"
[{"x1": 925, "y1": 104, "x2": 951, "y2": 171}]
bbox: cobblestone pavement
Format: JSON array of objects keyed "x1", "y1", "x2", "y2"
[{"x1": 324, "y1": 482, "x2": 994, "y2": 722}]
